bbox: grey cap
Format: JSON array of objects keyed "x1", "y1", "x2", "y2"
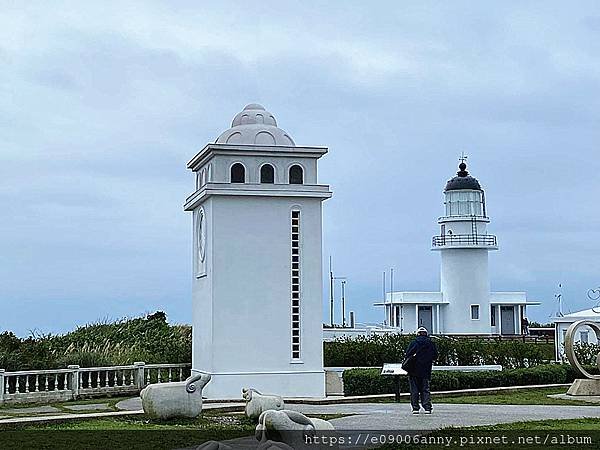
[{"x1": 445, "y1": 162, "x2": 482, "y2": 191}]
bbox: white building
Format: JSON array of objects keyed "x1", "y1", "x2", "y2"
[
  {"x1": 375, "y1": 162, "x2": 540, "y2": 335},
  {"x1": 184, "y1": 104, "x2": 332, "y2": 398},
  {"x1": 553, "y1": 308, "x2": 600, "y2": 361}
]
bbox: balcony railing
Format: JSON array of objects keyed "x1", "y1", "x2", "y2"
[
  {"x1": 0, "y1": 362, "x2": 191, "y2": 405},
  {"x1": 432, "y1": 234, "x2": 497, "y2": 247}
]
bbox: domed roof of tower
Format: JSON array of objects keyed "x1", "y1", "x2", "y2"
[
  {"x1": 444, "y1": 162, "x2": 482, "y2": 191},
  {"x1": 216, "y1": 104, "x2": 295, "y2": 146}
]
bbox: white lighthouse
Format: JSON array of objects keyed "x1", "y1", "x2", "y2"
[
  {"x1": 375, "y1": 160, "x2": 539, "y2": 335},
  {"x1": 183, "y1": 104, "x2": 331, "y2": 398},
  {"x1": 434, "y1": 161, "x2": 497, "y2": 334}
]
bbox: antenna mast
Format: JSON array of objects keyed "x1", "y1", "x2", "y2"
[
  {"x1": 555, "y1": 283, "x2": 564, "y2": 317},
  {"x1": 329, "y1": 256, "x2": 334, "y2": 327},
  {"x1": 341, "y1": 280, "x2": 347, "y2": 327}
]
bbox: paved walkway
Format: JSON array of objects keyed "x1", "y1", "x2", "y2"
[
  {"x1": 286, "y1": 402, "x2": 600, "y2": 430},
  {"x1": 115, "y1": 397, "x2": 244, "y2": 413}
]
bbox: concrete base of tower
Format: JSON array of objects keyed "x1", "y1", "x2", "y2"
[{"x1": 194, "y1": 368, "x2": 326, "y2": 400}]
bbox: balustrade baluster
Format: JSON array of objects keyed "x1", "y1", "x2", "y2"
[
  {"x1": 45, "y1": 375, "x2": 49, "y2": 392},
  {"x1": 54, "y1": 374, "x2": 58, "y2": 391},
  {"x1": 129, "y1": 370, "x2": 134, "y2": 386},
  {"x1": 168, "y1": 368, "x2": 172, "y2": 382},
  {"x1": 157, "y1": 369, "x2": 162, "y2": 383},
  {"x1": 25, "y1": 375, "x2": 30, "y2": 393},
  {"x1": 179, "y1": 368, "x2": 183, "y2": 381},
  {"x1": 146, "y1": 369, "x2": 150, "y2": 384},
  {"x1": 105, "y1": 370, "x2": 109, "y2": 387},
  {"x1": 34, "y1": 374, "x2": 39, "y2": 392}
]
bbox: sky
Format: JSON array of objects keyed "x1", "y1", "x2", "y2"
[{"x1": 2, "y1": 1, "x2": 600, "y2": 336}]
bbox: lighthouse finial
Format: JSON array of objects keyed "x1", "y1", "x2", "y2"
[{"x1": 457, "y1": 152, "x2": 469, "y2": 176}]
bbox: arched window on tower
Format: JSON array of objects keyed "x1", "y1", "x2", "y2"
[
  {"x1": 260, "y1": 164, "x2": 275, "y2": 183},
  {"x1": 231, "y1": 163, "x2": 245, "y2": 183},
  {"x1": 289, "y1": 165, "x2": 303, "y2": 184}
]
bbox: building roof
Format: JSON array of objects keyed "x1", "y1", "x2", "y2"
[
  {"x1": 216, "y1": 104, "x2": 296, "y2": 146},
  {"x1": 373, "y1": 291, "x2": 540, "y2": 306},
  {"x1": 445, "y1": 162, "x2": 482, "y2": 191},
  {"x1": 373, "y1": 291, "x2": 446, "y2": 306},
  {"x1": 553, "y1": 308, "x2": 600, "y2": 322}
]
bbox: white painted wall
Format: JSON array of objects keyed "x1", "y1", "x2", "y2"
[
  {"x1": 441, "y1": 219, "x2": 488, "y2": 236},
  {"x1": 192, "y1": 195, "x2": 326, "y2": 398},
  {"x1": 196, "y1": 154, "x2": 318, "y2": 185},
  {"x1": 440, "y1": 248, "x2": 491, "y2": 334}
]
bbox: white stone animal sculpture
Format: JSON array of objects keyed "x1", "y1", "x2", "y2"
[
  {"x1": 140, "y1": 372, "x2": 211, "y2": 419},
  {"x1": 242, "y1": 387, "x2": 285, "y2": 420},
  {"x1": 257, "y1": 440, "x2": 294, "y2": 450},
  {"x1": 255, "y1": 409, "x2": 335, "y2": 449}
]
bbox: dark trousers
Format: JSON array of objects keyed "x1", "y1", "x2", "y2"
[{"x1": 409, "y1": 376, "x2": 432, "y2": 411}]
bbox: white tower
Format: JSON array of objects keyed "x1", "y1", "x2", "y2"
[
  {"x1": 432, "y1": 161, "x2": 498, "y2": 334},
  {"x1": 183, "y1": 104, "x2": 332, "y2": 398}
]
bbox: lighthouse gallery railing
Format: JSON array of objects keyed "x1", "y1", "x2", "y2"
[{"x1": 432, "y1": 234, "x2": 497, "y2": 247}]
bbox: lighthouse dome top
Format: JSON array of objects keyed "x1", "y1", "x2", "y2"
[
  {"x1": 216, "y1": 104, "x2": 296, "y2": 147},
  {"x1": 445, "y1": 162, "x2": 482, "y2": 191}
]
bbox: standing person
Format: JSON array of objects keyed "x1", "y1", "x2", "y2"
[
  {"x1": 521, "y1": 317, "x2": 530, "y2": 335},
  {"x1": 404, "y1": 327, "x2": 438, "y2": 414}
]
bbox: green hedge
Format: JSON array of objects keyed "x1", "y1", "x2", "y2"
[
  {"x1": 342, "y1": 364, "x2": 599, "y2": 396},
  {"x1": 324, "y1": 334, "x2": 554, "y2": 368}
]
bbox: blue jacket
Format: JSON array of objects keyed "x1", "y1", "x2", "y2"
[{"x1": 405, "y1": 335, "x2": 438, "y2": 379}]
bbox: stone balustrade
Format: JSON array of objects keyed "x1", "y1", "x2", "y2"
[{"x1": 0, "y1": 362, "x2": 191, "y2": 405}]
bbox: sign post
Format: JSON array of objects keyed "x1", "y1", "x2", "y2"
[{"x1": 381, "y1": 364, "x2": 407, "y2": 402}]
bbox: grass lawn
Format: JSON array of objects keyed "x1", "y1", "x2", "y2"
[
  {"x1": 0, "y1": 414, "x2": 256, "y2": 450},
  {"x1": 431, "y1": 386, "x2": 587, "y2": 406},
  {"x1": 379, "y1": 386, "x2": 582, "y2": 406},
  {"x1": 379, "y1": 418, "x2": 600, "y2": 450},
  {"x1": 469, "y1": 417, "x2": 600, "y2": 430}
]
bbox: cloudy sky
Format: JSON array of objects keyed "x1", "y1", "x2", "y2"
[{"x1": 2, "y1": 1, "x2": 600, "y2": 336}]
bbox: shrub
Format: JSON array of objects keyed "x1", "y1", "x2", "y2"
[
  {"x1": 0, "y1": 312, "x2": 192, "y2": 371},
  {"x1": 325, "y1": 334, "x2": 554, "y2": 368},
  {"x1": 341, "y1": 364, "x2": 598, "y2": 396},
  {"x1": 573, "y1": 342, "x2": 600, "y2": 366}
]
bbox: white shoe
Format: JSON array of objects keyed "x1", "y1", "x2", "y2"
[
  {"x1": 412, "y1": 410, "x2": 419, "y2": 415},
  {"x1": 424, "y1": 410, "x2": 432, "y2": 414}
]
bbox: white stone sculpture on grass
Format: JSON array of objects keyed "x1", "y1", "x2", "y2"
[
  {"x1": 565, "y1": 320, "x2": 600, "y2": 396},
  {"x1": 242, "y1": 387, "x2": 285, "y2": 420},
  {"x1": 255, "y1": 409, "x2": 335, "y2": 449},
  {"x1": 141, "y1": 372, "x2": 211, "y2": 419}
]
